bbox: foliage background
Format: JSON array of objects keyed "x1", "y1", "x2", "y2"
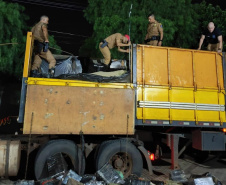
[
  {"x1": 0, "y1": 0, "x2": 61, "y2": 80},
  {"x1": 1, "y1": 0, "x2": 226, "y2": 79},
  {"x1": 79, "y1": 0, "x2": 226, "y2": 59}
]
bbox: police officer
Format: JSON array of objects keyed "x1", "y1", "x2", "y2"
[
  {"x1": 198, "y1": 22, "x2": 223, "y2": 53},
  {"x1": 145, "y1": 14, "x2": 163, "y2": 46},
  {"x1": 99, "y1": 33, "x2": 131, "y2": 71},
  {"x1": 31, "y1": 15, "x2": 56, "y2": 78}
]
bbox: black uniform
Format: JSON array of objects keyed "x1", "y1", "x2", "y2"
[{"x1": 202, "y1": 27, "x2": 222, "y2": 44}]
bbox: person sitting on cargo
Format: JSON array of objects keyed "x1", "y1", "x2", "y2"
[
  {"x1": 197, "y1": 22, "x2": 223, "y2": 53},
  {"x1": 144, "y1": 14, "x2": 163, "y2": 46},
  {"x1": 31, "y1": 15, "x2": 56, "y2": 78},
  {"x1": 99, "y1": 33, "x2": 131, "y2": 71}
]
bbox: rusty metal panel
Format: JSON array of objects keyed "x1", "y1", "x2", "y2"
[{"x1": 23, "y1": 85, "x2": 135, "y2": 135}]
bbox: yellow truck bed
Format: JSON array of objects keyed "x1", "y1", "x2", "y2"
[{"x1": 19, "y1": 33, "x2": 226, "y2": 135}]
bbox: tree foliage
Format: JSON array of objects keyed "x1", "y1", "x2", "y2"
[
  {"x1": 194, "y1": 1, "x2": 226, "y2": 49},
  {"x1": 0, "y1": 0, "x2": 61, "y2": 80},
  {"x1": 81, "y1": 0, "x2": 226, "y2": 58},
  {"x1": 0, "y1": 0, "x2": 28, "y2": 79}
]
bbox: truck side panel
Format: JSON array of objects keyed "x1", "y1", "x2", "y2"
[
  {"x1": 136, "y1": 45, "x2": 225, "y2": 123},
  {"x1": 23, "y1": 83, "x2": 134, "y2": 135}
]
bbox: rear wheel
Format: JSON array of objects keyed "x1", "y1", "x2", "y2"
[
  {"x1": 96, "y1": 139, "x2": 143, "y2": 178},
  {"x1": 34, "y1": 139, "x2": 85, "y2": 180}
]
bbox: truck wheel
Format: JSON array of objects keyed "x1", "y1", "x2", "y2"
[
  {"x1": 96, "y1": 139, "x2": 143, "y2": 178},
  {"x1": 34, "y1": 139, "x2": 85, "y2": 180}
]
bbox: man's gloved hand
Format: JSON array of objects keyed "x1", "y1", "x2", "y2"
[{"x1": 43, "y1": 42, "x2": 49, "y2": 52}]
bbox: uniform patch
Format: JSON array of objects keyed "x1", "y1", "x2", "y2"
[{"x1": 160, "y1": 24, "x2": 163, "y2": 28}]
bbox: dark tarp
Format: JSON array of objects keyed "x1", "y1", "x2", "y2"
[{"x1": 37, "y1": 55, "x2": 130, "y2": 83}]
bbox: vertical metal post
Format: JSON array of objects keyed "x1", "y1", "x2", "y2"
[
  {"x1": 142, "y1": 46, "x2": 145, "y2": 122},
  {"x1": 128, "y1": 4, "x2": 133, "y2": 72},
  {"x1": 171, "y1": 134, "x2": 179, "y2": 169}
]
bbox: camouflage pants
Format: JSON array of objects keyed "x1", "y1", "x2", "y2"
[
  {"x1": 147, "y1": 40, "x2": 158, "y2": 46},
  {"x1": 207, "y1": 43, "x2": 220, "y2": 52},
  {"x1": 99, "y1": 42, "x2": 111, "y2": 65},
  {"x1": 32, "y1": 49, "x2": 56, "y2": 70}
]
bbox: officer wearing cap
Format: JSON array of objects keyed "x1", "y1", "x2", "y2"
[
  {"x1": 144, "y1": 14, "x2": 163, "y2": 46},
  {"x1": 99, "y1": 33, "x2": 131, "y2": 71},
  {"x1": 198, "y1": 22, "x2": 223, "y2": 53},
  {"x1": 31, "y1": 15, "x2": 56, "y2": 78}
]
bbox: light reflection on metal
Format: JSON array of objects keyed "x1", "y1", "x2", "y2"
[{"x1": 138, "y1": 101, "x2": 225, "y2": 111}]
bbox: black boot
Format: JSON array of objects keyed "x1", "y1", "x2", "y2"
[
  {"x1": 101, "y1": 64, "x2": 110, "y2": 72},
  {"x1": 47, "y1": 68, "x2": 55, "y2": 78},
  {"x1": 31, "y1": 70, "x2": 40, "y2": 77}
]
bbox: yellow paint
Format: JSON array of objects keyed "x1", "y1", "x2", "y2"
[
  {"x1": 27, "y1": 77, "x2": 133, "y2": 89},
  {"x1": 136, "y1": 45, "x2": 225, "y2": 122},
  {"x1": 137, "y1": 87, "x2": 225, "y2": 122},
  {"x1": 170, "y1": 88, "x2": 195, "y2": 121},
  {"x1": 136, "y1": 45, "x2": 224, "y2": 89},
  {"x1": 23, "y1": 32, "x2": 33, "y2": 78}
]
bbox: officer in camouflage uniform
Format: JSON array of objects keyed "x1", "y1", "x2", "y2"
[
  {"x1": 31, "y1": 15, "x2": 56, "y2": 78},
  {"x1": 99, "y1": 33, "x2": 131, "y2": 71},
  {"x1": 145, "y1": 14, "x2": 163, "y2": 46}
]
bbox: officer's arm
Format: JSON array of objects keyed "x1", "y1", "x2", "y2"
[
  {"x1": 198, "y1": 35, "x2": 205, "y2": 50},
  {"x1": 42, "y1": 25, "x2": 49, "y2": 43},
  {"x1": 117, "y1": 41, "x2": 131, "y2": 47},
  {"x1": 117, "y1": 46, "x2": 130, "y2": 53},
  {"x1": 158, "y1": 24, "x2": 163, "y2": 46},
  {"x1": 158, "y1": 31, "x2": 163, "y2": 46},
  {"x1": 217, "y1": 35, "x2": 223, "y2": 52}
]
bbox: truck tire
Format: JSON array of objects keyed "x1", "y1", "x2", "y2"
[
  {"x1": 34, "y1": 139, "x2": 85, "y2": 180},
  {"x1": 96, "y1": 139, "x2": 143, "y2": 178}
]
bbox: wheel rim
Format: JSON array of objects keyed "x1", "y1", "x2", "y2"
[{"x1": 109, "y1": 152, "x2": 133, "y2": 178}]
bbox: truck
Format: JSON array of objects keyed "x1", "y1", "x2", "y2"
[{"x1": 0, "y1": 32, "x2": 226, "y2": 180}]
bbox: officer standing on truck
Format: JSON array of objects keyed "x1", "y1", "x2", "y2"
[
  {"x1": 99, "y1": 33, "x2": 131, "y2": 71},
  {"x1": 198, "y1": 22, "x2": 223, "y2": 53},
  {"x1": 144, "y1": 14, "x2": 163, "y2": 46},
  {"x1": 31, "y1": 15, "x2": 56, "y2": 78}
]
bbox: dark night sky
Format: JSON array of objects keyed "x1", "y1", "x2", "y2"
[
  {"x1": 192, "y1": 0, "x2": 226, "y2": 9},
  {"x1": 4, "y1": 0, "x2": 226, "y2": 56}
]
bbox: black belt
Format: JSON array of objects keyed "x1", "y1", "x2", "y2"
[
  {"x1": 144, "y1": 36, "x2": 160, "y2": 43},
  {"x1": 34, "y1": 40, "x2": 48, "y2": 52}
]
